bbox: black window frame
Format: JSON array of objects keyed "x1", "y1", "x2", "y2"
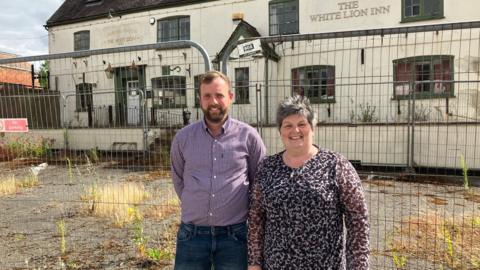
[
  {"x1": 291, "y1": 65, "x2": 335, "y2": 104},
  {"x1": 157, "y1": 16, "x2": 190, "y2": 42},
  {"x1": 75, "y1": 83, "x2": 93, "y2": 112},
  {"x1": 74, "y1": 30, "x2": 90, "y2": 51},
  {"x1": 393, "y1": 55, "x2": 454, "y2": 100},
  {"x1": 401, "y1": 0, "x2": 444, "y2": 23},
  {"x1": 151, "y1": 76, "x2": 187, "y2": 109},
  {"x1": 234, "y1": 67, "x2": 250, "y2": 104},
  {"x1": 269, "y1": 0, "x2": 299, "y2": 36}
]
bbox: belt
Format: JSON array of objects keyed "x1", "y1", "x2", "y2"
[{"x1": 180, "y1": 221, "x2": 246, "y2": 236}]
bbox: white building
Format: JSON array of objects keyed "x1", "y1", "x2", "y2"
[{"x1": 42, "y1": 0, "x2": 480, "y2": 170}]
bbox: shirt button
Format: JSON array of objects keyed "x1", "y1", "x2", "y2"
[
  {"x1": 212, "y1": 194, "x2": 215, "y2": 197},
  {"x1": 214, "y1": 158, "x2": 216, "y2": 161},
  {"x1": 209, "y1": 212, "x2": 213, "y2": 216},
  {"x1": 213, "y1": 175, "x2": 216, "y2": 179}
]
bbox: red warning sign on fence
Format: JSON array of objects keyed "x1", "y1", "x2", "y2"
[{"x1": 0, "y1": 118, "x2": 29, "y2": 132}]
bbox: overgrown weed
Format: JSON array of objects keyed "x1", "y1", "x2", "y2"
[{"x1": 80, "y1": 182, "x2": 148, "y2": 227}]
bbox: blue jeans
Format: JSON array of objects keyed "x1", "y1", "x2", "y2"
[{"x1": 174, "y1": 222, "x2": 247, "y2": 270}]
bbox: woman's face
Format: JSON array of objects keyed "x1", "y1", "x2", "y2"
[{"x1": 279, "y1": 114, "x2": 313, "y2": 153}]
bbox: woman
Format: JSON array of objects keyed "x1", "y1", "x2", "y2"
[{"x1": 247, "y1": 96, "x2": 369, "y2": 270}]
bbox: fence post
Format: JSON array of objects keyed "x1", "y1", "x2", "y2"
[{"x1": 62, "y1": 95, "x2": 69, "y2": 151}]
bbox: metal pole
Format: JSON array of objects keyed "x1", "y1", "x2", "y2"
[{"x1": 264, "y1": 57, "x2": 269, "y2": 125}]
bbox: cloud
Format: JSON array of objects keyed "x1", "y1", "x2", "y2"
[{"x1": 0, "y1": 0, "x2": 63, "y2": 56}]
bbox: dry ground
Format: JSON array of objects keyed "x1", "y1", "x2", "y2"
[{"x1": 0, "y1": 161, "x2": 479, "y2": 269}]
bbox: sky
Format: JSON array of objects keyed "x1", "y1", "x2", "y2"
[{"x1": 0, "y1": 0, "x2": 64, "y2": 56}]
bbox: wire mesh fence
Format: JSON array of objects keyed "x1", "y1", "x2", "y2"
[
  {"x1": 0, "y1": 41, "x2": 210, "y2": 268},
  {"x1": 0, "y1": 22, "x2": 479, "y2": 269},
  {"x1": 224, "y1": 21, "x2": 480, "y2": 270}
]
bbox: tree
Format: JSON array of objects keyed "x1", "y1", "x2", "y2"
[{"x1": 38, "y1": 61, "x2": 49, "y2": 90}]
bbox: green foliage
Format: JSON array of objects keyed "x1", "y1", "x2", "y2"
[
  {"x1": 130, "y1": 207, "x2": 148, "y2": 258},
  {"x1": 39, "y1": 61, "x2": 49, "y2": 90},
  {"x1": 0, "y1": 135, "x2": 52, "y2": 158},
  {"x1": 56, "y1": 219, "x2": 67, "y2": 255},
  {"x1": 146, "y1": 247, "x2": 173, "y2": 261},
  {"x1": 392, "y1": 251, "x2": 407, "y2": 269}
]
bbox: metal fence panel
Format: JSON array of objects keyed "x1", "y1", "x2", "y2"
[
  {"x1": 0, "y1": 41, "x2": 210, "y2": 268},
  {"x1": 224, "y1": 21, "x2": 480, "y2": 270}
]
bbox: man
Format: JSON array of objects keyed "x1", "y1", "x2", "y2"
[{"x1": 170, "y1": 70, "x2": 266, "y2": 270}]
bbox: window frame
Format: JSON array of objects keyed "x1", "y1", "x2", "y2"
[
  {"x1": 157, "y1": 16, "x2": 190, "y2": 42},
  {"x1": 291, "y1": 65, "x2": 335, "y2": 104},
  {"x1": 75, "y1": 83, "x2": 93, "y2": 112},
  {"x1": 269, "y1": 0, "x2": 299, "y2": 36},
  {"x1": 151, "y1": 76, "x2": 187, "y2": 109},
  {"x1": 234, "y1": 67, "x2": 250, "y2": 104},
  {"x1": 401, "y1": 0, "x2": 444, "y2": 23},
  {"x1": 393, "y1": 55, "x2": 454, "y2": 100},
  {"x1": 74, "y1": 30, "x2": 90, "y2": 51}
]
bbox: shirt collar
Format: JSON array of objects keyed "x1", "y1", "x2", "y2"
[{"x1": 202, "y1": 116, "x2": 231, "y2": 137}]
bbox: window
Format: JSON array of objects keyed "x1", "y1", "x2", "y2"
[
  {"x1": 292, "y1": 66, "x2": 335, "y2": 103},
  {"x1": 393, "y1": 55, "x2": 454, "y2": 99},
  {"x1": 74, "y1": 31, "x2": 90, "y2": 51},
  {"x1": 401, "y1": 0, "x2": 443, "y2": 22},
  {"x1": 235, "y1": 68, "x2": 249, "y2": 104},
  {"x1": 152, "y1": 76, "x2": 186, "y2": 108},
  {"x1": 76, "y1": 83, "x2": 93, "y2": 112},
  {"x1": 157, "y1": 16, "x2": 190, "y2": 42},
  {"x1": 269, "y1": 0, "x2": 299, "y2": 36}
]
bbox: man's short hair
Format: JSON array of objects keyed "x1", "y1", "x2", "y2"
[{"x1": 199, "y1": 71, "x2": 231, "y2": 93}]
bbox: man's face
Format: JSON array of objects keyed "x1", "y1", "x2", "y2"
[{"x1": 199, "y1": 77, "x2": 234, "y2": 124}]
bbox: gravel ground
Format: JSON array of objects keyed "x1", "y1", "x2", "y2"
[{"x1": 0, "y1": 162, "x2": 479, "y2": 269}]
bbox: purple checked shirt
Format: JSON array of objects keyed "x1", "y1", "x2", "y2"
[{"x1": 170, "y1": 117, "x2": 266, "y2": 226}]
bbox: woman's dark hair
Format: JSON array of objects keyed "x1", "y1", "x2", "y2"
[{"x1": 276, "y1": 95, "x2": 316, "y2": 129}]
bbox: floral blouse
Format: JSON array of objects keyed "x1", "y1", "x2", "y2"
[{"x1": 248, "y1": 148, "x2": 369, "y2": 270}]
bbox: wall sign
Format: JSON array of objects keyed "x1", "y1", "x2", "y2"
[
  {"x1": 310, "y1": 1, "x2": 390, "y2": 22},
  {"x1": 0, "y1": 118, "x2": 29, "y2": 132}
]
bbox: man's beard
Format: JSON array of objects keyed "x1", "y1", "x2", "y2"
[{"x1": 202, "y1": 105, "x2": 227, "y2": 123}]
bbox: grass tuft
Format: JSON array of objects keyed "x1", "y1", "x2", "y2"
[
  {"x1": 0, "y1": 173, "x2": 39, "y2": 196},
  {"x1": 0, "y1": 176, "x2": 18, "y2": 196},
  {"x1": 81, "y1": 182, "x2": 149, "y2": 227}
]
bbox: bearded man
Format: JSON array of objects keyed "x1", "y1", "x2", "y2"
[{"x1": 170, "y1": 70, "x2": 266, "y2": 270}]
